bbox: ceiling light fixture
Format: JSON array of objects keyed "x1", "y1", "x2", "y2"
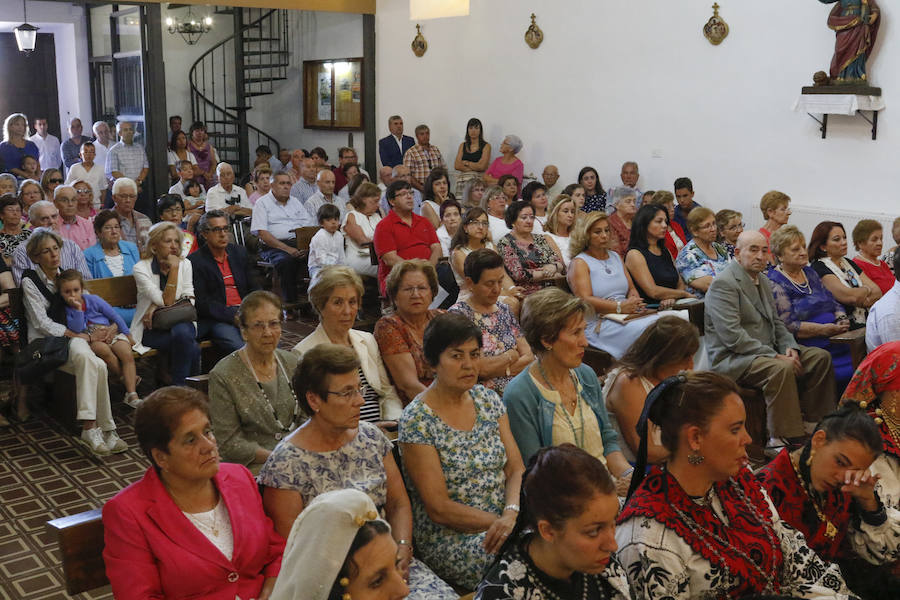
[
  {"x1": 14, "y1": 0, "x2": 39, "y2": 54},
  {"x1": 165, "y1": 6, "x2": 212, "y2": 45}
]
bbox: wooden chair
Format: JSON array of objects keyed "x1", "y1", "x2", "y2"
[
  {"x1": 830, "y1": 326, "x2": 868, "y2": 369},
  {"x1": 295, "y1": 226, "x2": 320, "y2": 252},
  {"x1": 685, "y1": 300, "x2": 705, "y2": 336},
  {"x1": 46, "y1": 509, "x2": 108, "y2": 595},
  {"x1": 185, "y1": 374, "x2": 210, "y2": 395},
  {"x1": 583, "y1": 347, "x2": 614, "y2": 379},
  {"x1": 84, "y1": 275, "x2": 138, "y2": 309}
]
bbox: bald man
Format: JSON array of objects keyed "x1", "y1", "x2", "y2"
[
  {"x1": 705, "y1": 230, "x2": 836, "y2": 453},
  {"x1": 303, "y1": 169, "x2": 347, "y2": 223},
  {"x1": 542, "y1": 164, "x2": 563, "y2": 200}
]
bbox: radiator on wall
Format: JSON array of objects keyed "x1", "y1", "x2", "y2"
[{"x1": 744, "y1": 204, "x2": 899, "y2": 248}]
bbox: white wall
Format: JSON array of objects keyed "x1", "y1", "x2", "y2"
[
  {"x1": 162, "y1": 9, "x2": 364, "y2": 164},
  {"x1": 251, "y1": 11, "x2": 365, "y2": 163},
  {"x1": 375, "y1": 0, "x2": 898, "y2": 229},
  {"x1": 0, "y1": 1, "x2": 92, "y2": 138},
  {"x1": 162, "y1": 6, "x2": 236, "y2": 127}
]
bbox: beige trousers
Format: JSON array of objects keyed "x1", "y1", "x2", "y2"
[{"x1": 738, "y1": 345, "x2": 836, "y2": 438}]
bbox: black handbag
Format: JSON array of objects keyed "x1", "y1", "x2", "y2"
[
  {"x1": 15, "y1": 336, "x2": 70, "y2": 384},
  {"x1": 151, "y1": 297, "x2": 197, "y2": 330}
]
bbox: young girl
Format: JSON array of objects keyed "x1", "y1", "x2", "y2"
[{"x1": 57, "y1": 269, "x2": 141, "y2": 408}]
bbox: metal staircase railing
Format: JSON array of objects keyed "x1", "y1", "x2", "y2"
[{"x1": 189, "y1": 7, "x2": 290, "y2": 178}]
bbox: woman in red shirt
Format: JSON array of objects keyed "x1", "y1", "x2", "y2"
[{"x1": 853, "y1": 219, "x2": 895, "y2": 295}]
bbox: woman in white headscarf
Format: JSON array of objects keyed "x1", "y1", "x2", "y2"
[{"x1": 270, "y1": 489, "x2": 409, "y2": 600}]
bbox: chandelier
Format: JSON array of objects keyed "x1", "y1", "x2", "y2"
[
  {"x1": 14, "y1": 0, "x2": 40, "y2": 54},
  {"x1": 166, "y1": 7, "x2": 212, "y2": 45}
]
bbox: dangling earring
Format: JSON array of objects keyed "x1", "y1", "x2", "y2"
[
  {"x1": 687, "y1": 450, "x2": 705, "y2": 465},
  {"x1": 339, "y1": 577, "x2": 351, "y2": 600},
  {"x1": 806, "y1": 447, "x2": 816, "y2": 467}
]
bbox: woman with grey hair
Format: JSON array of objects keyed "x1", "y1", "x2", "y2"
[
  {"x1": 483, "y1": 135, "x2": 524, "y2": 198},
  {"x1": 608, "y1": 186, "x2": 638, "y2": 257},
  {"x1": 20, "y1": 228, "x2": 125, "y2": 455},
  {"x1": 0, "y1": 113, "x2": 40, "y2": 180},
  {"x1": 0, "y1": 173, "x2": 18, "y2": 197}
]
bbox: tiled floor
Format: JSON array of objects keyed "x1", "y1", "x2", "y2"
[{"x1": 0, "y1": 320, "x2": 314, "y2": 599}]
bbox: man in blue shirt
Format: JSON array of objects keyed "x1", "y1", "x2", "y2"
[{"x1": 673, "y1": 177, "x2": 701, "y2": 241}]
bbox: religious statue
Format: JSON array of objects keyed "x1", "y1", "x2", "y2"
[{"x1": 818, "y1": 0, "x2": 880, "y2": 83}]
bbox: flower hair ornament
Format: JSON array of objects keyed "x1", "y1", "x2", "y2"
[{"x1": 269, "y1": 489, "x2": 388, "y2": 600}]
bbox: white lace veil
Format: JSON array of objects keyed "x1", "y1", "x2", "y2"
[{"x1": 269, "y1": 489, "x2": 387, "y2": 600}]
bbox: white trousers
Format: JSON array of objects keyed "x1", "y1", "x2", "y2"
[{"x1": 57, "y1": 337, "x2": 115, "y2": 430}]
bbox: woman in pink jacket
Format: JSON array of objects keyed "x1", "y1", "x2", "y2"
[{"x1": 103, "y1": 386, "x2": 284, "y2": 600}]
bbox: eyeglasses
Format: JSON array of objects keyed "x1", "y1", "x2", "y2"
[
  {"x1": 49, "y1": 178, "x2": 63, "y2": 184},
  {"x1": 74, "y1": 188, "x2": 91, "y2": 194},
  {"x1": 726, "y1": 222, "x2": 746, "y2": 231},
  {"x1": 247, "y1": 320, "x2": 282, "y2": 332},
  {"x1": 399, "y1": 285, "x2": 430, "y2": 296},
  {"x1": 326, "y1": 386, "x2": 365, "y2": 400},
  {"x1": 207, "y1": 226, "x2": 230, "y2": 234}
]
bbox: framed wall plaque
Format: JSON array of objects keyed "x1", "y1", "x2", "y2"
[{"x1": 303, "y1": 58, "x2": 363, "y2": 130}]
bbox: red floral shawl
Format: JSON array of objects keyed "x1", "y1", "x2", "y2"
[
  {"x1": 619, "y1": 466, "x2": 783, "y2": 597},
  {"x1": 757, "y1": 449, "x2": 853, "y2": 561},
  {"x1": 841, "y1": 340, "x2": 900, "y2": 460}
]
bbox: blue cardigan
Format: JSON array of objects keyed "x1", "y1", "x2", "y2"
[
  {"x1": 503, "y1": 363, "x2": 622, "y2": 463},
  {"x1": 84, "y1": 240, "x2": 141, "y2": 279}
]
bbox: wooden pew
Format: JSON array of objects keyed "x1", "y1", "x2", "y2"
[
  {"x1": 46, "y1": 509, "x2": 108, "y2": 595},
  {"x1": 830, "y1": 326, "x2": 868, "y2": 369}
]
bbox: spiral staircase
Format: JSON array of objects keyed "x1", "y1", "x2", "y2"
[{"x1": 189, "y1": 7, "x2": 290, "y2": 178}]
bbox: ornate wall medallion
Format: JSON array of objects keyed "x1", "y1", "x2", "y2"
[
  {"x1": 524, "y1": 13, "x2": 543, "y2": 49},
  {"x1": 411, "y1": 24, "x2": 427, "y2": 57},
  {"x1": 703, "y1": 3, "x2": 729, "y2": 46}
]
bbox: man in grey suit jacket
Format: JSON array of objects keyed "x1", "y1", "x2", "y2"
[{"x1": 705, "y1": 231, "x2": 835, "y2": 450}]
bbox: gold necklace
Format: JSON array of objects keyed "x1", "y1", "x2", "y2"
[{"x1": 789, "y1": 450, "x2": 837, "y2": 539}]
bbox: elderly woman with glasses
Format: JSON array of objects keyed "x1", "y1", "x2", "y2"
[
  {"x1": 21, "y1": 229, "x2": 125, "y2": 455},
  {"x1": 716, "y1": 209, "x2": 744, "y2": 259},
  {"x1": 259, "y1": 344, "x2": 455, "y2": 598},
  {"x1": 0, "y1": 194, "x2": 29, "y2": 264},
  {"x1": 209, "y1": 290, "x2": 302, "y2": 473},
  {"x1": 675, "y1": 206, "x2": 731, "y2": 298},
  {"x1": 496, "y1": 201, "x2": 566, "y2": 297},
  {"x1": 293, "y1": 266, "x2": 403, "y2": 425},
  {"x1": 374, "y1": 260, "x2": 445, "y2": 407}
]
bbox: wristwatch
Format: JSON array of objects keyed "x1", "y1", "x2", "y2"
[{"x1": 616, "y1": 301, "x2": 622, "y2": 314}]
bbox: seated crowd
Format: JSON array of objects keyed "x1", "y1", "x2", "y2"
[{"x1": 2, "y1": 110, "x2": 900, "y2": 599}]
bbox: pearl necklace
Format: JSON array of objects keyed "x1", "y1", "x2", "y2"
[{"x1": 776, "y1": 266, "x2": 811, "y2": 295}]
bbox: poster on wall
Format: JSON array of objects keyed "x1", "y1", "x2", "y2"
[
  {"x1": 303, "y1": 58, "x2": 363, "y2": 130},
  {"x1": 317, "y1": 71, "x2": 332, "y2": 121}
]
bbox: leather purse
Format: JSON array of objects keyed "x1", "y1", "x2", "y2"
[
  {"x1": 16, "y1": 336, "x2": 70, "y2": 384},
  {"x1": 151, "y1": 298, "x2": 197, "y2": 330}
]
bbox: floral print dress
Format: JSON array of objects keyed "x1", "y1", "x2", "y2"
[
  {"x1": 399, "y1": 386, "x2": 509, "y2": 590},
  {"x1": 448, "y1": 300, "x2": 521, "y2": 395},
  {"x1": 257, "y1": 421, "x2": 456, "y2": 599},
  {"x1": 496, "y1": 233, "x2": 565, "y2": 296}
]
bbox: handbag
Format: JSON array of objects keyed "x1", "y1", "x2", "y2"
[
  {"x1": 151, "y1": 297, "x2": 197, "y2": 330},
  {"x1": 15, "y1": 336, "x2": 70, "y2": 384}
]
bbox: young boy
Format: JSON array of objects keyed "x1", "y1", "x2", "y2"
[
  {"x1": 57, "y1": 269, "x2": 141, "y2": 408},
  {"x1": 307, "y1": 203, "x2": 345, "y2": 288}
]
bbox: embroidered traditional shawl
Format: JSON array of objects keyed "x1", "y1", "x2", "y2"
[
  {"x1": 757, "y1": 449, "x2": 853, "y2": 561},
  {"x1": 841, "y1": 340, "x2": 900, "y2": 461},
  {"x1": 619, "y1": 466, "x2": 783, "y2": 597}
]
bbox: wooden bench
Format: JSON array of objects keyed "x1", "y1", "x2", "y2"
[
  {"x1": 46, "y1": 509, "x2": 108, "y2": 595},
  {"x1": 830, "y1": 326, "x2": 868, "y2": 369}
]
